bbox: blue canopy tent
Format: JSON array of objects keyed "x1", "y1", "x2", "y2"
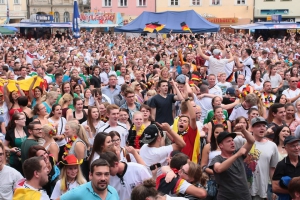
[{"x1": 115, "y1": 10, "x2": 220, "y2": 33}]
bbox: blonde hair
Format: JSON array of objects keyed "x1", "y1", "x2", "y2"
[
  {"x1": 41, "y1": 91, "x2": 58, "y2": 102},
  {"x1": 146, "y1": 89, "x2": 157, "y2": 97},
  {"x1": 42, "y1": 124, "x2": 57, "y2": 138},
  {"x1": 130, "y1": 81, "x2": 140, "y2": 91},
  {"x1": 66, "y1": 121, "x2": 89, "y2": 146},
  {"x1": 60, "y1": 164, "x2": 86, "y2": 192},
  {"x1": 159, "y1": 67, "x2": 170, "y2": 79},
  {"x1": 58, "y1": 93, "x2": 73, "y2": 106}
]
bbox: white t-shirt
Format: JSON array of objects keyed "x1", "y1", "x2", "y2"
[
  {"x1": 225, "y1": 61, "x2": 235, "y2": 78},
  {"x1": 229, "y1": 104, "x2": 249, "y2": 121},
  {"x1": 282, "y1": 88, "x2": 300, "y2": 105},
  {"x1": 98, "y1": 122, "x2": 128, "y2": 148},
  {"x1": 208, "y1": 56, "x2": 229, "y2": 76},
  {"x1": 24, "y1": 50, "x2": 38, "y2": 65},
  {"x1": 140, "y1": 144, "x2": 173, "y2": 167},
  {"x1": 196, "y1": 96, "x2": 213, "y2": 123},
  {"x1": 50, "y1": 180, "x2": 80, "y2": 200},
  {"x1": 100, "y1": 70, "x2": 117, "y2": 85},
  {"x1": 82, "y1": 120, "x2": 105, "y2": 146},
  {"x1": 263, "y1": 73, "x2": 282, "y2": 88},
  {"x1": 109, "y1": 162, "x2": 152, "y2": 200},
  {"x1": 241, "y1": 56, "x2": 254, "y2": 70},
  {"x1": 48, "y1": 117, "x2": 67, "y2": 147},
  {"x1": 0, "y1": 165, "x2": 23, "y2": 200},
  {"x1": 209, "y1": 85, "x2": 222, "y2": 97},
  {"x1": 249, "y1": 80, "x2": 264, "y2": 91}
]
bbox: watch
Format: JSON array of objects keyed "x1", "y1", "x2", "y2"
[{"x1": 185, "y1": 97, "x2": 191, "y2": 102}]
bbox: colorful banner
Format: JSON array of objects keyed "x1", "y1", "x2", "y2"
[{"x1": 80, "y1": 12, "x2": 124, "y2": 25}]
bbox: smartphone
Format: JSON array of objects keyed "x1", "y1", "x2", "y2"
[{"x1": 149, "y1": 163, "x2": 162, "y2": 171}]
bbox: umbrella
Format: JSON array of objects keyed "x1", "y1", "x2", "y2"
[
  {"x1": 72, "y1": 0, "x2": 80, "y2": 39},
  {"x1": 3, "y1": 26, "x2": 18, "y2": 31},
  {"x1": 0, "y1": 27, "x2": 14, "y2": 35}
]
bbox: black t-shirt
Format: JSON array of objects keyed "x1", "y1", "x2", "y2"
[
  {"x1": 273, "y1": 156, "x2": 300, "y2": 181},
  {"x1": 90, "y1": 75, "x2": 101, "y2": 88},
  {"x1": 149, "y1": 94, "x2": 175, "y2": 125}
]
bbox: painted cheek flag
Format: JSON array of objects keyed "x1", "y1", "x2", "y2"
[
  {"x1": 144, "y1": 22, "x2": 165, "y2": 33},
  {"x1": 180, "y1": 22, "x2": 192, "y2": 33}
]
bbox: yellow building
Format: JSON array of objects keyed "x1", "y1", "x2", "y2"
[
  {"x1": 254, "y1": 0, "x2": 300, "y2": 23},
  {"x1": 0, "y1": 0, "x2": 27, "y2": 24},
  {"x1": 156, "y1": 0, "x2": 254, "y2": 28}
]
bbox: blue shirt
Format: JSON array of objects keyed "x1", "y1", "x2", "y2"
[
  {"x1": 42, "y1": 102, "x2": 51, "y2": 114},
  {"x1": 101, "y1": 85, "x2": 121, "y2": 104},
  {"x1": 60, "y1": 182, "x2": 119, "y2": 200}
]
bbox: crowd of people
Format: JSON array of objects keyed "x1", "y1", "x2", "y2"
[{"x1": 1, "y1": 29, "x2": 300, "y2": 200}]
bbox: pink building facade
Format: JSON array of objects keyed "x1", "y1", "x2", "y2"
[{"x1": 90, "y1": 0, "x2": 155, "y2": 20}]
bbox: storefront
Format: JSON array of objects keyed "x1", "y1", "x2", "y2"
[{"x1": 206, "y1": 18, "x2": 251, "y2": 33}]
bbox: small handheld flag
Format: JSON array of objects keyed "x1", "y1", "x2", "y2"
[
  {"x1": 180, "y1": 22, "x2": 192, "y2": 33},
  {"x1": 144, "y1": 22, "x2": 165, "y2": 33}
]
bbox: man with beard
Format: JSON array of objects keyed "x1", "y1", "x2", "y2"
[
  {"x1": 262, "y1": 81, "x2": 276, "y2": 111},
  {"x1": 21, "y1": 121, "x2": 43, "y2": 163},
  {"x1": 59, "y1": 159, "x2": 119, "y2": 200},
  {"x1": 14, "y1": 157, "x2": 50, "y2": 200}
]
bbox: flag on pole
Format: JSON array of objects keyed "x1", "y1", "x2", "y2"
[
  {"x1": 72, "y1": 0, "x2": 80, "y2": 39},
  {"x1": 143, "y1": 22, "x2": 165, "y2": 33},
  {"x1": 5, "y1": 0, "x2": 9, "y2": 24},
  {"x1": 180, "y1": 22, "x2": 192, "y2": 33}
]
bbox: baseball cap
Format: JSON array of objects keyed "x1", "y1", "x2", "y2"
[
  {"x1": 251, "y1": 117, "x2": 268, "y2": 127},
  {"x1": 175, "y1": 74, "x2": 186, "y2": 84},
  {"x1": 284, "y1": 135, "x2": 300, "y2": 146},
  {"x1": 226, "y1": 87, "x2": 235, "y2": 95},
  {"x1": 213, "y1": 49, "x2": 221, "y2": 55},
  {"x1": 141, "y1": 124, "x2": 160, "y2": 144},
  {"x1": 217, "y1": 131, "x2": 237, "y2": 144}
]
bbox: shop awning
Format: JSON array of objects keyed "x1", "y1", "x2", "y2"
[
  {"x1": 4, "y1": 22, "x2": 72, "y2": 28},
  {"x1": 231, "y1": 22, "x2": 300, "y2": 29}
]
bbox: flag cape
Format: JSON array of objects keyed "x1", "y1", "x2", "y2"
[{"x1": 144, "y1": 23, "x2": 165, "y2": 33}]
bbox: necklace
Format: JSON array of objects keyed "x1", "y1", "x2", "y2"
[{"x1": 16, "y1": 128, "x2": 26, "y2": 142}]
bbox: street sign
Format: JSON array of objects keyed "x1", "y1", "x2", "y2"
[{"x1": 36, "y1": 15, "x2": 53, "y2": 22}]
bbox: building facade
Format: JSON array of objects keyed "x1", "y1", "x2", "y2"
[
  {"x1": 0, "y1": 0, "x2": 27, "y2": 24},
  {"x1": 156, "y1": 0, "x2": 254, "y2": 28},
  {"x1": 90, "y1": 0, "x2": 155, "y2": 25},
  {"x1": 254, "y1": 0, "x2": 300, "y2": 22},
  {"x1": 29, "y1": 0, "x2": 90, "y2": 23}
]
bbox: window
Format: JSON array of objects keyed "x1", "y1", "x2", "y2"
[
  {"x1": 138, "y1": 0, "x2": 146, "y2": 6},
  {"x1": 54, "y1": 12, "x2": 60, "y2": 22},
  {"x1": 170, "y1": 0, "x2": 179, "y2": 6},
  {"x1": 63, "y1": 12, "x2": 70, "y2": 22},
  {"x1": 119, "y1": 0, "x2": 127, "y2": 6},
  {"x1": 191, "y1": 0, "x2": 200, "y2": 5},
  {"x1": 14, "y1": 0, "x2": 20, "y2": 4},
  {"x1": 0, "y1": 0, "x2": 4, "y2": 4},
  {"x1": 103, "y1": 0, "x2": 111, "y2": 7},
  {"x1": 236, "y1": 0, "x2": 245, "y2": 4},
  {"x1": 211, "y1": 0, "x2": 220, "y2": 5}
]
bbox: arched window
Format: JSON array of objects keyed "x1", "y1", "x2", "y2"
[
  {"x1": 54, "y1": 12, "x2": 60, "y2": 22},
  {"x1": 63, "y1": 12, "x2": 70, "y2": 22}
]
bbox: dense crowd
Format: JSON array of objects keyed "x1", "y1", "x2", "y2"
[{"x1": 1, "y1": 29, "x2": 300, "y2": 200}]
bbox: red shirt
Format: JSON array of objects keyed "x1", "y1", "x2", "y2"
[{"x1": 181, "y1": 125, "x2": 197, "y2": 161}]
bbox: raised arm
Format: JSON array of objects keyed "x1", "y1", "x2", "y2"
[
  {"x1": 197, "y1": 41, "x2": 210, "y2": 60},
  {"x1": 3, "y1": 82, "x2": 12, "y2": 108},
  {"x1": 157, "y1": 122, "x2": 186, "y2": 150},
  {"x1": 235, "y1": 123, "x2": 255, "y2": 154},
  {"x1": 28, "y1": 76, "x2": 38, "y2": 100}
]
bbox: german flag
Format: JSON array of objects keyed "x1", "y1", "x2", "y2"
[
  {"x1": 226, "y1": 72, "x2": 234, "y2": 82},
  {"x1": 144, "y1": 22, "x2": 165, "y2": 33},
  {"x1": 180, "y1": 22, "x2": 192, "y2": 33}
]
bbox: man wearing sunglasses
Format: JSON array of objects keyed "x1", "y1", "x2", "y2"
[{"x1": 282, "y1": 77, "x2": 300, "y2": 104}]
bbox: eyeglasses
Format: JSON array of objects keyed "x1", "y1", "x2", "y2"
[
  {"x1": 112, "y1": 138, "x2": 120, "y2": 143},
  {"x1": 291, "y1": 80, "x2": 298, "y2": 83},
  {"x1": 179, "y1": 167, "x2": 188, "y2": 175},
  {"x1": 39, "y1": 107, "x2": 46, "y2": 111}
]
